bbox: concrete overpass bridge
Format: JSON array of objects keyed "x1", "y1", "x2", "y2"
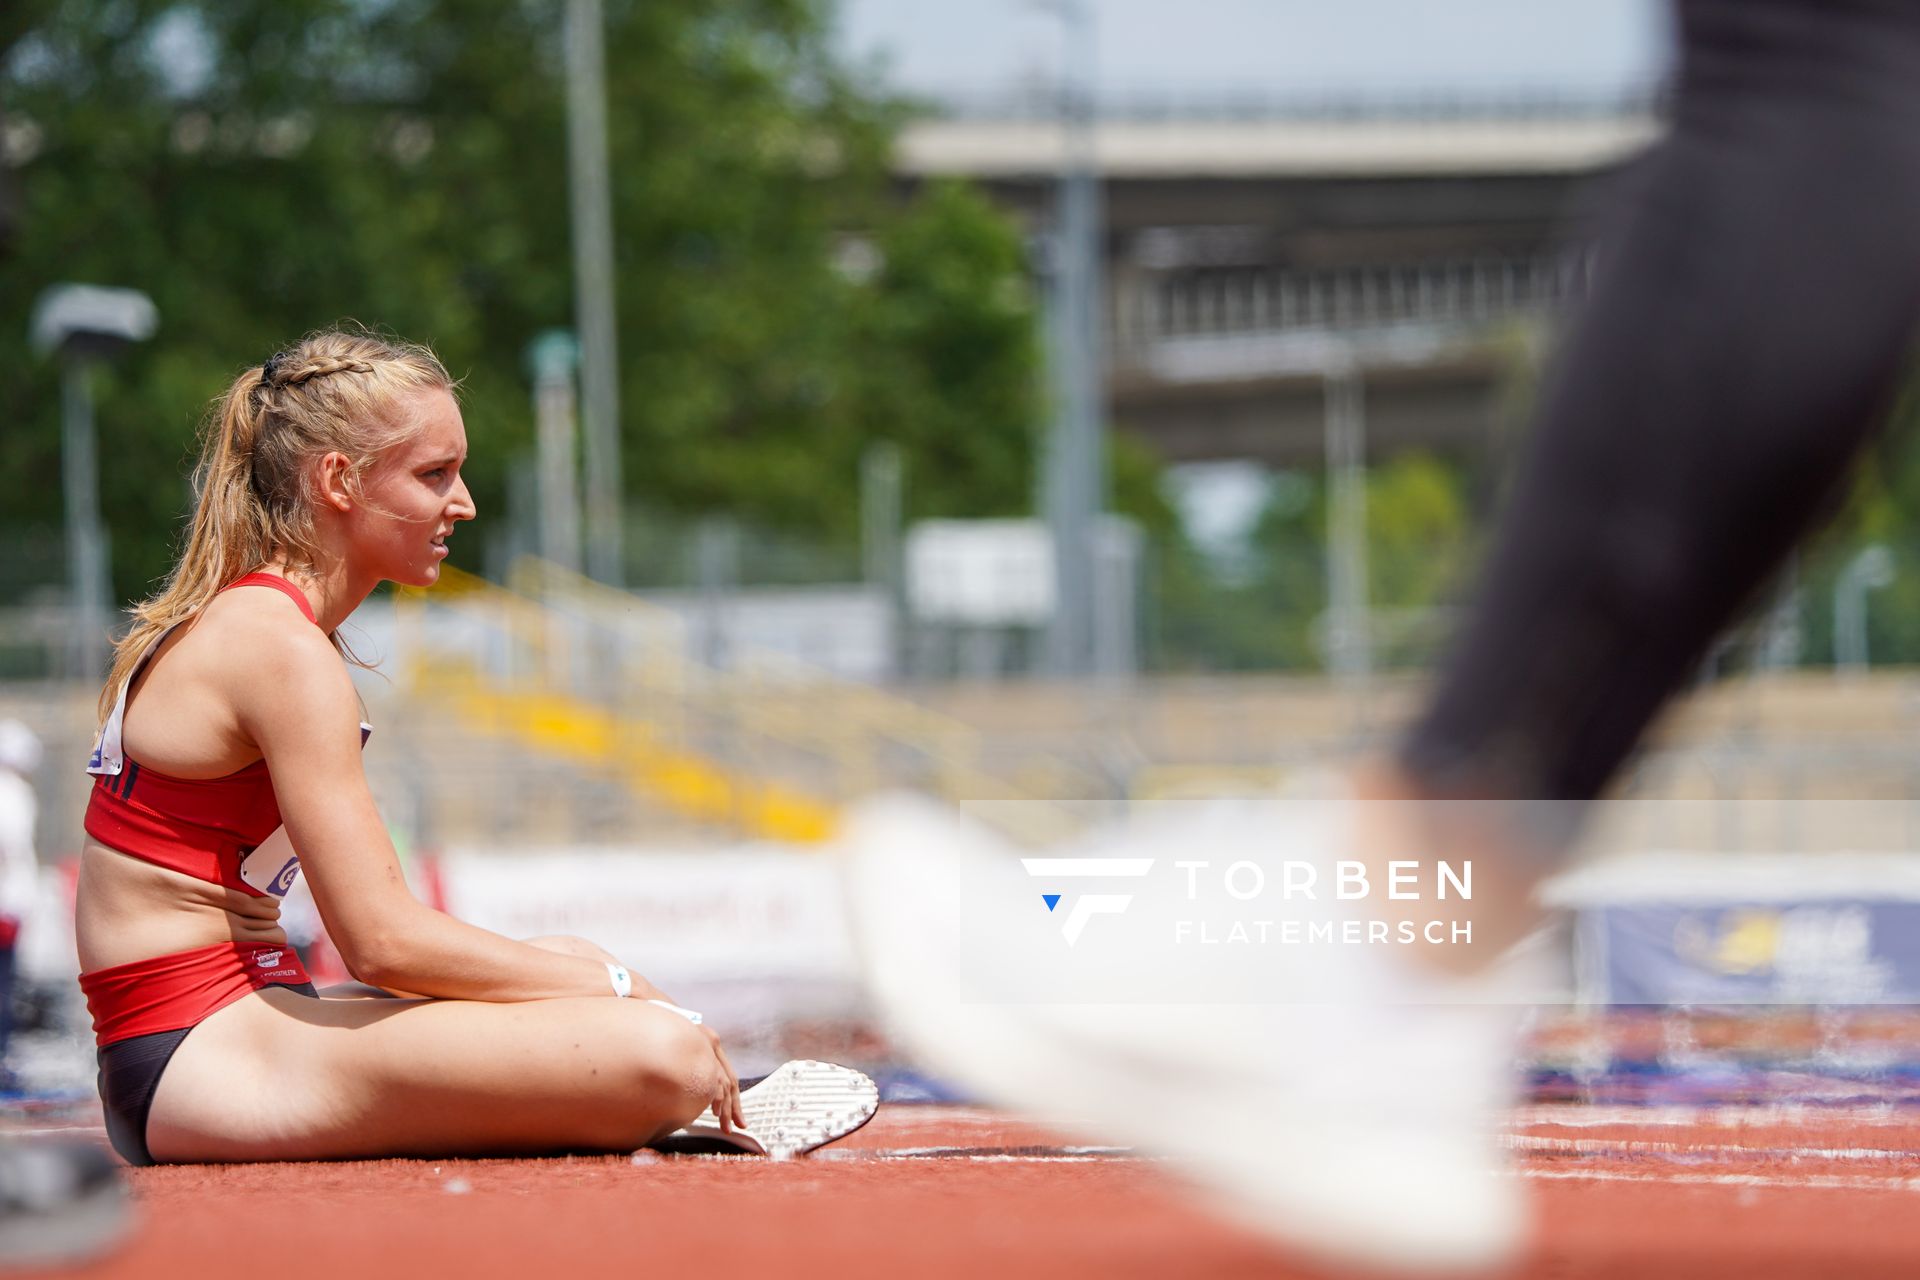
[{"x1": 893, "y1": 94, "x2": 1663, "y2": 466}]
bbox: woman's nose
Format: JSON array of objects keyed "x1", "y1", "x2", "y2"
[{"x1": 451, "y1": 477, "x2": 477, "y2": 520}]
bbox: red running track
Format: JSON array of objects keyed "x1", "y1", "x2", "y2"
[{"x1": 28, "y1": 1104, "x2": 1920, "y2": 1279}]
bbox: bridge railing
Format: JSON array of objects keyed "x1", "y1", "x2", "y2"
[
  {"x1": 925, "y1": 86, "x2": 1663, "y2": 125},
  {"x1": 1111, "y1": 250, "x2": 1591, "y2": 364}
]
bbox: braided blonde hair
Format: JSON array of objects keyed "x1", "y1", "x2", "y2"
[{"x1": 99, "y1": 328, "x2": 455, "y2": 723}]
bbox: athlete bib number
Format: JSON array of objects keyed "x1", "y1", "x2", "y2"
[{"x1": 237, "y1": 842, "x2": 302, "y2": 898}]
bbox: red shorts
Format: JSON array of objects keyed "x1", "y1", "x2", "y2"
[{"x1": 80, "y1": 941, "x2": 315, "y2": 1048}]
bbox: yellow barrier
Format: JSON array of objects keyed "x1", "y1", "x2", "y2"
[
  {"x1": 396, "y1": 560, "x2": 1087, "y2": 846},
  {"x1": 396, "y1": 569, "x2": 838, "y2": 843}
]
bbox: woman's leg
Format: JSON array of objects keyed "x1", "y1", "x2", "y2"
[
  {"x1": 143, "y1": 987, "x2": 723, "y2": 1162},
  {"x1": 1401, "y1": 0, "x2": 1920, "y2": 806},
  {"x1": 1372, "y1": 0, "x2": 1920, "y2": 967}
]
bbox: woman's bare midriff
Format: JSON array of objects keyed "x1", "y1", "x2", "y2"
[{"x1": 75, "y1": 839, "x2": 287, "y2": 974}]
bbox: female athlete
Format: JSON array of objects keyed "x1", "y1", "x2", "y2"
[{"x1": 75, "y1": 328, "x2": 744, "y2": 1166}]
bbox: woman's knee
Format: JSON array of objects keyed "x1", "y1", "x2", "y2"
[{"x1": 615, "y1": 1007, "x2": 719, "y2": 1135}]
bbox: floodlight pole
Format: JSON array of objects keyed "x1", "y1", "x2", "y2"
[
  {"x1": 526, "y1": 329, "x2": 584, "y2": 574},
  {"x1": 566, "y1": 0, "x2": 625, "y2": 587},
  {"x1": 1036, "y1": 0, "x2": 1106, "y2": 678},
  {"x1": 1323, "y1": 350, "x2": 1371, "y2": 711},
  {"x1": 861, "y1": 442, "x2": 906, "y2": 679},
  {"x1": 1834, "y1": 543, "x2": 1894, "y2": 675},
  {"x1": 32, "y1": 283, "x2": 157, "y2": 680},
  {"x1": 60, "y1": 362, "x2": 111, "y2": 680}
]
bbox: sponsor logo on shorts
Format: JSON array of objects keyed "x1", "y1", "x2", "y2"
[{"x1": 255, "y1": 950, "x2": 284, "y2": 968}]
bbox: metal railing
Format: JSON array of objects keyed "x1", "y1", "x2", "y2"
[
  {"x1": 1113, "y1": 251, "x2": 1589, "y2": 364},
  {"x1": 926, "y1": 85, "x2": 1663, "y2": 125},
  {"x1": 392, "y1": 559, "x2": 1100, "y2": 844}
]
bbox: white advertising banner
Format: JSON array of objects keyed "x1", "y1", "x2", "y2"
[{"x1": 435, "y1": 846, "x2": 863, "y2": 1021}]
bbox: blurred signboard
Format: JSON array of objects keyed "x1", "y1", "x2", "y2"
[
  {"x1": 906, "y1": 520, "x2": 1056, "y2": 627},
  {"x1": 439, "y1": 847, "x2": 857, "y2": 983},
  {"x1": 1553, "y1": 851, "x2": 1920, "y2": 1006},
  {"x1": 1578, "y1": 902, "x2": 1920, "y2": 1005}
]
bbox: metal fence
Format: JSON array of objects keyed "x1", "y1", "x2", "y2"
[{"x1": 10, "y1": 521, "x2": 1920, "y2": 686}]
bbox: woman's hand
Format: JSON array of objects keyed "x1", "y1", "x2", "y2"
[
  {"x1": 703, "y1": 1026, "x2": 746, "y2": 1132},
  {"x1": 520, "y1": 934, "x2": 672, "y2": 1003}
]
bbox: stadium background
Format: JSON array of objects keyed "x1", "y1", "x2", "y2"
[{"x1": 7, "y1": 2, "x2": 1920, "y2": 1275}]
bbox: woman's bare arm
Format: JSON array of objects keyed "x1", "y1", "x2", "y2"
[{"x1": 233, "y1": 616, "x2": 639, "y2": 1002}]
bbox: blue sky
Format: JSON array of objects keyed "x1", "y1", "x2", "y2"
[{"x1": 832, "y1": 0, "x2": 1671, "y2": 101}]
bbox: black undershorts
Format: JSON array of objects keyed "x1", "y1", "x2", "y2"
[{"x1": 96, "y1": 980, "x2": 319, "y2": 1166}]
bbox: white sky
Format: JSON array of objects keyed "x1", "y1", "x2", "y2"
[{"x1": 832, "y1": 0, "x2": 1672, "y2": 100}]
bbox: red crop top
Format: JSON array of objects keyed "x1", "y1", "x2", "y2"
[{"x1": 83, "y1": 573, "x2": 370, "y2": 899}]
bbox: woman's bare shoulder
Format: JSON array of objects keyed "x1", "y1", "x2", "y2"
[{"x1": 190, "y1": 589, "x2": 354, "y2": 713}]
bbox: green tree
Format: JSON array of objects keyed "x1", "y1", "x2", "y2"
[
  {"x1": 1146, "y1": 454, "x2": 1476, "y2": 673},
  {"x1": 841, "y1": 180, "x2": 1041, "y2": 531},
  {"x1": 0, "y1": 1, "x2": 1043, "y2": 603},
  {"x1": 1785, "y1": 383, "x2": 1920, "y2": 668}
]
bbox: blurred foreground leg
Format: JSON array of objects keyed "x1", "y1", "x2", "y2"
[
  {"x1": 1404, "y1": 0, "x2": 1920, "y2": 808},
  {"x1": 0, "y1": 1139, "x2": 133, "y2": 1268}
]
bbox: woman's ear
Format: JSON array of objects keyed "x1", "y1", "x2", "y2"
[{"x1": 316, "y1": 451, "x2": 356, "y2": 513}]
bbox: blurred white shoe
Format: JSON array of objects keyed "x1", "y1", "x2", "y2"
[{"x1": 841, "y1": 790, "x2": 1533, "y2": 1274}]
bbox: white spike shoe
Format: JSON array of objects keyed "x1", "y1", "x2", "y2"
[{"x1": 652, "y1": 1060, "x2": 879, "y2": 1159}]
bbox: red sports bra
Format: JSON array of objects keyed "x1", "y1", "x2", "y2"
[{"x1": 83, "y1": 573, "x2": 369, "y2": 899}]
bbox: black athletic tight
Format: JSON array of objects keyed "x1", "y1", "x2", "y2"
[{"x1": 1400, "y1": 0, "x2": 1920, "y2": 807}]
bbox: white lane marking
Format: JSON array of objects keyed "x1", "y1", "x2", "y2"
[
  {"x1": 868, "y1": 1110, "x2": 1038, "y2": 1131},
  {"x1": 1521, "y1": 1167, "x2": 1920, "y2": 1193},
  {"x1": 1507, "y1": 1134, "x2": 1920, "y2": 1162},
  {"x1": 819, "y1": 1145, "x2": 1920, "y2": 1182},
  {"x1": 924, "y1": 1155, "x2": 1108, "y2": 1164},
  {"x1": 817, "y1": 1145, "x2": 1138, "y2": 1164},
  {"x1": 1514, "y1": 1105, "x2": 1914, "y2": 1129},
  {"x1": 875, "y1": 1145, "x2": 1132, "y2": 1158}
]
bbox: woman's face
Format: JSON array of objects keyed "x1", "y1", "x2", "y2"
[{"x1": 351, "y1": 387, "x2": 476, "y2": 588}]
